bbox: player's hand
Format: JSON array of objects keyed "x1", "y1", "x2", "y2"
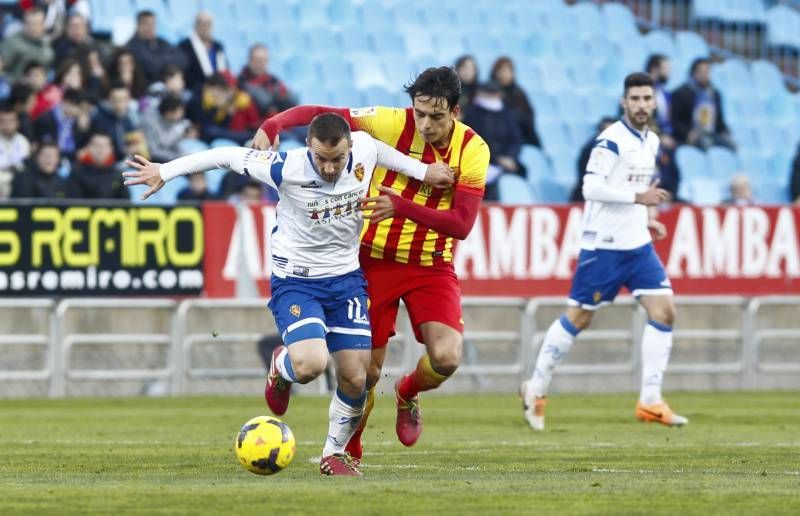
[
  {"x1": 359, "y1": 185, "x2": 398, "y2": 223},
  {"x1": 122, "y1": 154, "x2": 165, "y2": 200},
  {"x1": 252, "y1": 128, "x2": 280, "y2": 151},
  {"x1": 648, "y1": 219, "x2": 668, "y2": 240},
  {"x1": 635, "y1": 179, "x2": 670, "y2": 206},
  {"x1": 423, "y1": 162, "x2": 455, "y2": 189}
]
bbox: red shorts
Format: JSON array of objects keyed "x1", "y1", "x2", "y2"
[{"x1": 360, "y1": 251, "x2": 464, "y2": 348}]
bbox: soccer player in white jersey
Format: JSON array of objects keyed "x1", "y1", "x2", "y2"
[
  {"x1": 520, "y1": 72, "x2": 688, "y2": 431},
  {"x1": 123, "y1": 113, "x2": 454, "y2": 475}
]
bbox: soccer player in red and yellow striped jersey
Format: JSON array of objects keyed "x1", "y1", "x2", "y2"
[{"x1": 253, "y1": 67, "x2": 490, "y2": 462}]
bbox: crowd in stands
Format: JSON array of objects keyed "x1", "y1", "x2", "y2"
[
  {"x1": 0, "y1": 3, "x2": 296, "y2": 202},
  {"x1": 1, "y1": 1, "x2": 798, "y2": 206}
]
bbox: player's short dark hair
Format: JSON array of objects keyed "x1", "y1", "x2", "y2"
[
  {"x1": 137, "y1": 10, "x2": 155, "y2": 22},
  {"x1": 623, "y1": 72, "x2": 655, "y2": 94},
  {"x1": 690, "y1": 57, "x2": 710, "y2": 76},
  {"x1": 159, "y1": 94, "x2": 184, "y2": 115},
  {"x1": 404, "y1": 66, "x2": 461, "y2": 110},
  {"x1": 307, "y1": 113, "x2": 351, "y2": 146},
  {"x1": 645, "y1": 54, "x2": 668, "y2": 73}
]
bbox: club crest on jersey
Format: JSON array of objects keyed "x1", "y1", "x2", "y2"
[
  {"x1": 354, "y1": 163, "x2": 365, "y2": 182},
  {"x1": 593, "y1": 291, "x2": 602, "y2": 303},
  {"x1": 290, "y1": 304, "x2": 301, "y2": 317}
]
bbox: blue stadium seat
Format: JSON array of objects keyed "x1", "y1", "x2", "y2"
[
  {"x1": 326, "y1": 0, "x2": 358, "y2": 27},
  {"x1": 522, "y1": 33, "x2": 551, "y2": 60},
  {"x1": 538, "y1": 122, "x2": 570, "y2": 155},
  {"x1": 756, "y1": 180, "x2": 791, "y2": 204},
  {"x1": 766, "y1": 5, "x2": 800, "y2": 47},
  {"x1": 200, "y1": 0, "x2": 237, "y2": 22},
  {"x1": 296, "y1": 1, "x2": 331, "y2": 28},
  {"x1": 129, "y1": 176, "x2": 188, "y2": 205},
  {"x1": 498, "y1": 174, "x2": 535, "y2": 205},
  {"x1": 283, "y1": 58, "x2": 319, "y2": 85},
  {"x1": 537, "y1": 61, "x2": 570, "y2": 94},
  {"x1": 675, "y1": 145, "x2": 709, "y2": 180},
  {"x1": 372, "y1": 31, "x2": 406, "y2": 57},
  {"x1": 134, "y1": 0, "x2": 170, "y2": 20},
  {"x1": 750, "y1": 60, "x2": 785, "y2": 94},
  {"x1": 644, "y1": 30, "x2": 677, "y2": 60},
  {"x1": 707, "y1": 146, "x2": 740, "y2": 180},
  {"x1": 361, "y1": 86, "x2": 396, "y2": 107},
  {"x1": 675, "y1": 31, "x2": 710, "y2": 62},
  {"x1": 433, "y1": 34, "x2": 469, "y2": 64},
  {"x1": 615, "y1": 40, "x2": 648, "y2": 74},
  {"x1": 168, "y1": 0, "x2": 201, "y2": 20},
  {"x1": 602, "y1": 2, "x2": 640, "y2": 42},
  {"x1": 533, "y1": 177, "x2": 571, "y2": 203},
  {"x1": 685, "y1": 177, "x2": 724, "y2": 205},
  {"x1": 210, "y1": 138, "x2": 239, "y2": 149},
  {"x1": 307, "y1": 28, "x2": 343, "y2": 55},
  {"x1": 316, "y1": 56, "x2": 354, "y2": 88},
  {"x1": 569, "y1": 2, "x2": 604, "y2": 38},
  {"x1": 520, "y1": 145, "x2": 551, "y2": 181}
]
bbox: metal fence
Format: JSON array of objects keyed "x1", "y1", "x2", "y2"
[{"x1": 1, "y1": 295, "x2": 798, "y2": 397}]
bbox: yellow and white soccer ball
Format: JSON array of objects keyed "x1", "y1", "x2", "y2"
[{"x1": 234, "y1": 415, "x2": 296, "y2": 475}]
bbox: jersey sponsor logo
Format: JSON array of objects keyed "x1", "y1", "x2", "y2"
[
  {"x1": 292, "y1": 266, "x2": 310, "y2": 277},
  {"x1": 349, "y1": 106, "x2": 376, "y2": 118},
  {"x1": 290, "y1": 304, "x2": 301, "y2": 317},
  {"x1": 354, "y1": 162, "x2": 364, "y2": 182},
  {"x1": 301, "y1": 181, "x2": 322, "y2": 189}
]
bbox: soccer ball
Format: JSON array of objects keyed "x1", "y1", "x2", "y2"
[{"x1": 234, "y1": 415, "x2": 296, "y2": 475}]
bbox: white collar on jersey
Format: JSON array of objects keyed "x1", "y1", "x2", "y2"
[
  {"x1": 305, "y1": 150, "x2": 354, "y2": 182},
  {"x1": 620, "y1": 116, "x2": 648, "y2": 142}
]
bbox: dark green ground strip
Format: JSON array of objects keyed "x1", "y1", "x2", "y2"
[{"x1": 1, "y1": 393, "x2": 798, "y2": 515}]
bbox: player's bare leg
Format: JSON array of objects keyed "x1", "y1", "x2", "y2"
[
  {"x1": 345, "y1": 346, "x2": 386, "y2": 463},
  {"x1": 635, "y1": 295, "x2": 687, "y2": 426},
  {"x1": 266, "y1": 339, "x2": 328, "y2": 415},
  {"x1": 320, "y1": 349, "x2": 370, "y2": 476},
  {"x1": 521, "y1": 307, "x2": 594, "y2": 430},
  {"x1": 395, "y1": 322, "x2": 462, "y2": 446}
]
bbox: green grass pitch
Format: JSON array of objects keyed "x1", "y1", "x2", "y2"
[{"x1": 1, "y1": 392, "x2": 799, "y2": 515}]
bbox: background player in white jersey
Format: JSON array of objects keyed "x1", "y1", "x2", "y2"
[
  {"x1": 123, "y1": 113, "x2": 454, "y2": 475},
  {"x1": 520, "y1": 73, "x2": 688, "y2": 431}
]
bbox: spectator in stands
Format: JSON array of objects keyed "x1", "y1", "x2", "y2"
[
  {"x1": 33, "y1": 88, "x2": 93, "y2": 160},
  {"x1": 723, "y1": 174, "x2": 754, "y2": 206},
  {"x1": 177, "y1": 173, "x2": 216, "y2": 201},
  {"x1": 230, "y1": 179, "x2": 266, "y2": 204},
  {"x1": 0, "y1": 6, "x2": 53, "y2": 82},
  {"x1": 570, "y1": 117, "x2": 616, "y2": 202},
  {"x1": 32, "y1": 58, "x2": 84, "y2": 120},
  {"x1": 187, "y1": 72, "x2": 260, "y2": 144},
  {"x1": 107, "y1": 48, "x2": 148, "y2": 99},
  {"x1": 125, "y1": 10, "x2": 187, "y2": 85},
  {"x1": 455, "y1": 55, "x2": 478, "y2": 113},
  {"x1": 178, "y1": 12, "x2": 228, "y2": 89},
  {"x1": 22, "y1": 61, "x2": 49, "y2": 120},
  {"x1": 11, "y1": 141, "x2": 68, "y2": 199},
  {"x1": 142, "y1": 93, "x2": 192, "y2": 163},
  {"x1": 92, "y1": 82, "x2": 144, "y2": 160},
  {"x1": 491, "y1": 56, "x2": 540, "y2": 147},
  {"x1": 790, "y1": 145, "x2": 800, "y2": 205},
  {"x1": 645, "y1": 53, "x2": 673, "y2": 138},
  {"x1": 82, "y1": 48, "x2": 109, "y2": 99},
  {"x1": 67, "y1": 130, "x2": 128, "y2": 199},
  {"x1": 52, "y1": 12, "x2": 97, "y2": 63},
  {"x1": 238, "y1": 44, "x2": 296, "y2": 118},
  {"x1": 671, "y1": 58, "x2": 734, "y2": 150},
  {"x1": 143, "y1": 64, "x2": 193, "y2": 113},
  {"x1": 0, "y1": 102, "x2": 31, "y2": 199},
  {"x1": 0, "y1": 56, "x2": 10, "y2": 101},
  {"x1": 8, "y1": 84, "x2": 36, "y2": 140},
  {"x1": 463, "y1": 81, "x2": 524, "y2": 202}
]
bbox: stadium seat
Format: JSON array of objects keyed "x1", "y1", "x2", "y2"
[
  {"x1": 685, "y1": 177, "x2": 724, "y2": 205},
  {"x1": 307, "y1": 28, "x2": 343, "y2": 55},
  {"x1": 168, "y1": 0, "x2": 201, "y2": 20},
  {"x1": 129, "y1": 176, "x2": 188, "y2": 205},
  {"x1": 536, "y1": 178, "x2": 571, "y2": 203},
  {"x1": 519, "y1": 145, "x2": 551, "y2": 181},
  {"x1": 750, "y1": 60, "x2": 785, "y2": 95},
  {"x1": 497, "y1": 174, "x2": 535, "y2": 205},
  {"x1": 766, "y1": 5, "x2": 800, "y2": 47},
  {"x1": 569, "y1": 2, "x2": 604, "y2": 38},
  {"x1": 675, "y1": 145, "x2": 709, "y2": 180},
  {"x1": 602, "y1": 2, "x2": 640, "y2": 42},
  {"x1": 134, "y1": 0, "x2": 170, "y2": 20},
  {"x1": 210, "y1": 138, "x2": 239, "y2": 148},
  {"x1": 361, "y1": 86, "x2": 396, "y2": 107},
  {"x1": 675, "y1": 31, "x2": 710, "y2": 62},
  {"x1": 707, "y1": 146, "x2": 740, "y2": 180},
  {"x1": 644, "y1": 30, "x2": 677, "y2": 60},
  {"x1": 283, "y1": 58, "x2": 319, "y2": 86},
  {"x1": 537, "y1": 122, "x2": 570, "y2": 155},
  {"x1": 326, "y1": 0, "x2": 358, "y2": 27},
  {"x1": 296, "y1": 1, "x2": 330, "y2": 28}
]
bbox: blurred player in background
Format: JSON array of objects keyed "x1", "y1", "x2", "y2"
[
  {"x1": 253, "y1": 67, "x2": 489, "y2": 463},
  {"x1": 520, "y1": 72, "x2": 688, "y2": 431},
  {"x1": 124, "y1": 113, "x2": 454, "y2": 475}
]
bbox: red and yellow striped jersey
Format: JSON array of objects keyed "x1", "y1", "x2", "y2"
[{"x1": 349, "y1": 106, "x2": 489, "y2": 266}]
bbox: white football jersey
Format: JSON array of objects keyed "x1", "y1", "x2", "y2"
[
  {"x1": 159, "y1": 131, "x2": 427, "y2": 278},
  {"x1": 581, "y1": 120, "x2": 660, "y2": 250}
]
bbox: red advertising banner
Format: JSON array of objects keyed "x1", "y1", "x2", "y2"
[{"x1": 202, "y1": 203, "x2": 800, "y2": 298}]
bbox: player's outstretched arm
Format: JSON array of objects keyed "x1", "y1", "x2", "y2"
[
  {"x1": 360, "y1": 187, "x2": 481, "y2": 240},
  {"x1": 124, "y1": 147, "x2": 278, "y2": 200},
  {"x1": 253, "y1": 105, "x2": 353, "y2": 150},
  {"x1": 372, "y1": 138, "x2": 454, "y2": 189}
]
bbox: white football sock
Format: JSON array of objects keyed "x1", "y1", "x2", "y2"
[
  {"x1": 275, "y1": 347, "x2": 297, "y2": 383},
  {"x1": 527, "y1": 314, "x2": 579, "y2": 399},
  {"x1": 639, "y1": 320, "x2": 673, "y2": 405},
  {"x1": 322, "y1": 388, "x2": 365, "y2": 457}
]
